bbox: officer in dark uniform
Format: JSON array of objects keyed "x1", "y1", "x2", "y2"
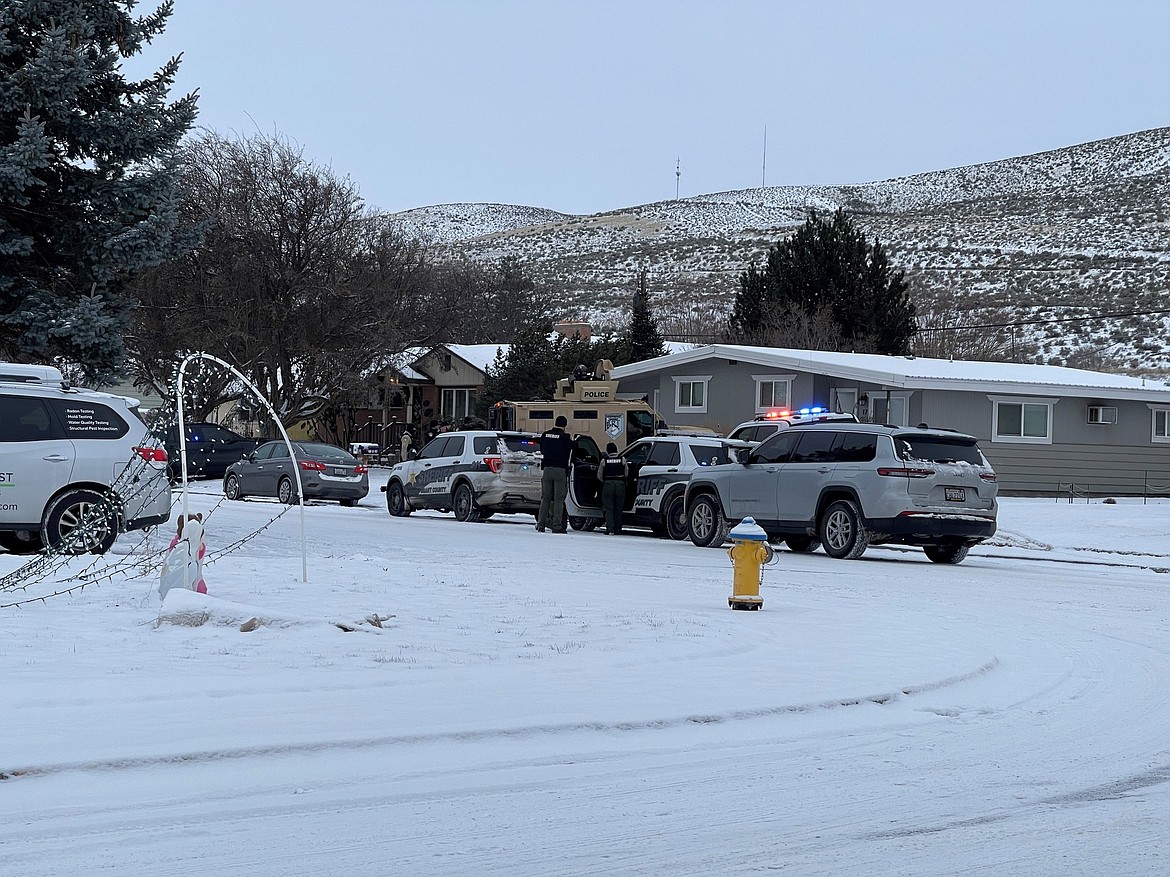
[
  {"x1": 598, "y1": 441, "x2": 628, "y2": 535},
  {"x1": 537, "y1": 415, "x2": 573, "y2": 532}
]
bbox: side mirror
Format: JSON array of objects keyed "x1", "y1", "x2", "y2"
[{"x1": 736, "y1": 448, "x2": 752, "y2": 465}]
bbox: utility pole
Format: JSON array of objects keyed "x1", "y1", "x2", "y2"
[
  {"x1": 675, "y1": 157, "x2": 680, "y2": 200},
  {"x1": 761, "y1": 125, "x2": 767, "y2": 197}
]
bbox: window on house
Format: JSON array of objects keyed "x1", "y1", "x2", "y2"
[
  {"x1": 1152, "y1": 407, "x2": 1170, "y2": 443},
  {"x1": 753, "y1": 375, "x2": 793, "y2": 412},
  {"x1": 673, "y1": 375, "x2": 711, "y2": 413},
  {"x1": 991, "y1": 398, "x2": 1054, "y2": 443},
  {"x1": 441, "y1": 388, "x2": 474, "y2": 421}
]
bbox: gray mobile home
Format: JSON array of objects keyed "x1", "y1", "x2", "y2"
[{"x1": 613, "y1": 345, "x2": 1170, "y2": 496}]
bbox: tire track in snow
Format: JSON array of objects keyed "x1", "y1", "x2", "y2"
[{"x1": 0, "y1": 658, "x2": 999, "y2": 782}]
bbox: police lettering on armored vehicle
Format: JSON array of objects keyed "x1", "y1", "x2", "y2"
[
  {"x1": 381, "y1": 430, "x2": 542, "y2": 521},
  {"x1": 565, "y1": 434, "x2": 754, "y2": 539}
]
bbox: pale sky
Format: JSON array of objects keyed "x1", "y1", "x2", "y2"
[{"x1": 135, "y1": 0, "x2": 1170, "y2": 216}]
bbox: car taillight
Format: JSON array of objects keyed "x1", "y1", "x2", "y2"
[
  {"x1": 484, "y1": 456, "x2": 502, "y2": 473},
  {"x1": 354, "y1": 464, "x2": 368, "y2": 476},
  {"x1": 877, "y1": 467, "x2": 933, "y2": 478},
  {"x1": 299, "y1": 460, "x2": 326, "y2": 472},
  {"x1": 979, "y1": 472, "x2": 997, "y2": 483},
  {"x1": 135, "y1": 446, "x2": 168, "y2": 463}
]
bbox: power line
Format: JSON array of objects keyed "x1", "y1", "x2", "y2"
[{"x1": 922, "y1": 307, "x2": 1170, "y2": 333}]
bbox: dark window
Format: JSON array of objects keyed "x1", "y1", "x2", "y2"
[
  {"x1": 47, "y1": 399, "x2": 129, "y2": 439},
  {"x1": 647, "y1": 441, "x2": 681, "y2": 466},
  {"x1": 528, "y1": 409, "x2": 554, "y2": 420},
  {"x1": 572, "y1": 409, "x2": 598, "y2": 420},
  {"x1": 268, "y1": 443, "x2": 290, "y2": 460},
  {"x1": 473, "y1": 436, "x2": 498, "y2": 455},
  {"x1": 417, "y1": 438, "x2": 448, "y2": 460},
  {"x1": 501, "y1": 434, "x2": 540, "y2": 453},
  {"x1": 837, "y1": 433, "x2": 878, "y2": 463},
  {"x1": 751, "y1": 431, "x2": 798, "y2": 464},
  {"x1": 441, "y1": 435, "x2": 466, "y2": 457},
  {"x1": 623, "y1": 442, "x2": 654, "y2": 465},
  {"x1": 691, "y1": 444, "x2": 735, "y2": 466},
  {"x1": 0, "y1": 396, "x2": 58, "y2": 441},
  {"x1": 791, "y1": 431, "x2": 839, "y2": 463},
  {"x1": 192, "y1": 424, "x2": 245, "y2": 444},
  {"x1": 897, "y1": 435, "x2": 983, "y2": 465},
  {"x1": 573, "y1": 435, "x2": 601, "y2": 464},
  {"x1": 252, "y1": 443, "x2": 278, "y2": 461}
]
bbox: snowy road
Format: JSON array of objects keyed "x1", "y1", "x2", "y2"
[{"x1": 2, "y1": 481, "x2": 1168, "y2": 875}]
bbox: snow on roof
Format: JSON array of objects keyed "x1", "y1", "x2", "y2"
[
  {"x1": 613, "y1": 345, "x2": 1170, "y2": 402},
  {"x1": 445, "y1": 344, "x2": 510, "y2": 374}
]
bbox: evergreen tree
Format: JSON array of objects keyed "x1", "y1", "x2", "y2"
[
  {"x1": 0, "y1": 1, "x2": 196, "y2": 380},
  {"x1": 729, "y1": 209, "x2": 916, "y2": 355},
  {"x1": 619, "y1": 271, "x2": 667, "y2": 363}
]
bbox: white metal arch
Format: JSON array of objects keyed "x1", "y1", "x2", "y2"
[{"x1": 177, "y1": 352, "x2": 308, "y2": 583}]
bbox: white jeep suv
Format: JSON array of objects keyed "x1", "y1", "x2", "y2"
[
  {"x1": 0, "y1": 364, "x2": 172, "y2": 554},
  {"x1": 686, "y1": 422, "x2": 998, "y2": 564}
]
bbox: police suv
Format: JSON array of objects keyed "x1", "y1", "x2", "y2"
[
  {"x1": 0, "y1": 363, "x2": 171, "y2": 554},
  {"x1": 565, "y1": 433, "x2": 754, "y2": 539},
  {"x1": 727, "y1": 407, "x2": 857, "y2": 442},
  {"x1": 382, "y1": 430, "x2": 542, "y2": 521}
]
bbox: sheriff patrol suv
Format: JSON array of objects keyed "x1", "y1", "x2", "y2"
[
  {"x1": 727, "y1": 408, "x2": 857, "y2": 442},
  {"x1": 685, "y1": 421, "x2": 998, "y2": 563},
  {"x1": 566, "y1": 433, "x2": 754, "y2": 539},
  {"x1": 382, "y1": 430, "x2": 542, "y2": 521},
  {"x1": 0, "y1": 364, "x2": 172, "y2": 554}
]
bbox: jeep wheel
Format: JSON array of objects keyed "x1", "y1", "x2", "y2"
[
  {"x1": 664, "y1": 493, "x2": 689, "y2": 541},
  {"x1": 689, "y1": 494, "x2": 729, "y2": 548},
  {"x1": 42, "y1": 489, "x2": 118, "y2": 555},
  {"x1": 452, "y1": 483, "x2": 483, "y2": 522},
  {"x1": 0, "y1": 530, "x2": 45, "y2": 555},
  {"x1": 784, "y1": 535, "x2": 821, "y2": 554},
  {"x1": 386, "y1": 480, "x2": 411, "y2": 517},
  {"x1": 924, "y1": 542, "x2": 970, "y2": 565},
  {"x1": 224, "y1": 473, "x2": 243, "y2": 501},
  {"x1": 818, "y1": 499, "x2": 869, "y2": 560},
  {"x1": 277, "y1": 477, "x2": 298, "y2": 505}
]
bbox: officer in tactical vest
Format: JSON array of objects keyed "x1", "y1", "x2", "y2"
[
  {"x1": 537, "y1": 415, "x2": 573, "y2": 532},
  {"x1": 598, "y1": 441, "x2": 628, "y2": 535}
]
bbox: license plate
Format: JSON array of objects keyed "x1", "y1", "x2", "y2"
[
  {"x1": 944, "y1": 487, "x2": 966, "y2": 502},
  {"x1": 334, "y1": 468, "x2": 346, "y2": 476}
]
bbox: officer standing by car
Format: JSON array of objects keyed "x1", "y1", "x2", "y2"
[
  {"x1": 598, "y1": 441, "x2": 628, "y2": 535},
  {"x1": 536, "y1": 415, "x2": 573, "y2": 533}
]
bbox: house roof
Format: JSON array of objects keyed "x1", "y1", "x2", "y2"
[
  {"x1": 612, "y1": 345, "x2": 1170, "y2": 403},
  {"x1": 445, "y1": 344, "x2": 510, "y2": 375}
]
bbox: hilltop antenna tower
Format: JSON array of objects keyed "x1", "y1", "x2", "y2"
[
  {"x1": 761, "y1": 125, "x2": 767, "y2": 198},
  {"x1": 675, "y1": 157, "x2": 680, "y2": 200}
]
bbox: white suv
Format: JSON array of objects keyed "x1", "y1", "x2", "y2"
[
  {"x1": 0, "y1": 364, "x2": 172, "y2": 554},
  {"x1": 566, "y1": 433, "x2": 754, "y2": 539},
  {"x1": 382, "y1": 430, "x2": 542, "y2": 521},
  {"x1": 686, "y1": 422, "x2": 998, "y2": 564}
]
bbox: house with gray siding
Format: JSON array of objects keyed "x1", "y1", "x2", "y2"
[{"x1": 612, "y1": 345, "x2": 1170, "y2": 496}]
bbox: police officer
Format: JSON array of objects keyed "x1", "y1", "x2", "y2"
[
  {"x1": 537, "y1": 415, "x2": 573, "y2": 533},
  {"x1": 598, "y1": 441, "x2": 628, "y2": 535}
]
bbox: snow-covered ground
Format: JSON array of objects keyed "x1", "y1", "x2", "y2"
[{"x1": 3, "y1": 473, "x2": 1169, "y2": 875}]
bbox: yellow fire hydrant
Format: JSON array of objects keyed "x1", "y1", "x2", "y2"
[{"x1": 727, "y1": 516, "x2": 770, "y2": 611}]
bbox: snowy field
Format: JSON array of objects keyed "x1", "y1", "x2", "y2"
[{"x1": 2, "y1": 472, "x2": 1169, "y2": 876}]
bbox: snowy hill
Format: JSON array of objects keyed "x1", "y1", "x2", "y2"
[{"x1": 389, "y1": 128, "x2": 1170, "y2": 373}]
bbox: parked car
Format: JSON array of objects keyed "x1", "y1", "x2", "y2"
[
  {"x1": 685, "y1": 422, "x2": 998, "y2": 564},
  {"x1": 727, "y1": 408, "x2": 858, "y2": 443},
  {"x1": 566, "y1": 433, "x2": 754, "y2": 538},
  {"x1": 382, "y1": 430, "x2": 542, "y2": 521},
  {"x1": 0, "y1": 363, "x2": 171, "y2": 554},
  {"x1": 223, "y1": 441, "x2": 369, "y2": 506},
  {"x1": 162, "y1": 422, "x2": 263, "y2": 481}
]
